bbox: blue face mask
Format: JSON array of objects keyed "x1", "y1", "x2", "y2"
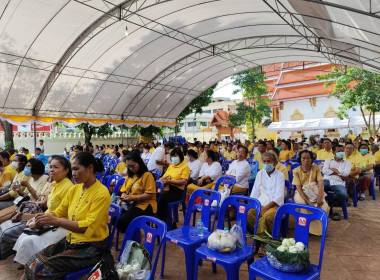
[
  {"x1": 24, "y1": 167, "x2": 32, "y2": 177},
  {"x1": 335, "y1": 152, "x2": 345, "y2": 159},
  {"x1": 171, "y1": 157, "x2": 180, "y2": 165},
  {"x1": 262, "y1": 164, "x2": 274, "y2": 172},
  {"x1": 360, "y1": 149, "x2": 368, "y2": 155}
]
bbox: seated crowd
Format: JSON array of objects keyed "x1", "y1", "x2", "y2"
[{"x1": 0, "y1": 131, "x2": 377, "y2": 279}]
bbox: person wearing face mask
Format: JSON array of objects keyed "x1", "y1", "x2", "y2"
[
  {"x1": 357, "y1": 143, "x2": 375, "y2": 201},
  {"x1": 158, "y1": 148, "x2": 190, "y2": 223},
  {"x1": 0, "y1": 151, "x2": 17, "y2": 179},
  {"x1": 293, "y1": 150, "x2": 329, "y2": 236},
  {"x1": 223, "y1": 143, "x2": 236, "y2": 161},
  {"x1": 140, "y1": 144, "x2": 152, "y2": 163},
  {"x1": 116, "y1": 151, "x2": 156, "y2": 233},
  {"x1": 0, "y1": 159, "x2": 49, "y2": 260},
  {"x1": 322, "y1": 145, "x2": 351, "y2": 221},
  {"x1": 0, "y1": 154, "x2": 29, "y2": 210},
  {"x1": 115, "y1": 150, "x2": 129, "y2": 176},
  {"x1": 248, "y1": 152, "x2": 284, "y2": 257}
]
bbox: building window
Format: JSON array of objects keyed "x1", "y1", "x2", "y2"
[
  {"x1": 187, "y1": 122, "x2": 197, "y2": 127},
  {"x1": 179, "y1": 123, "x2": 184, "y2": 127},
  {"x1": 202, "y1": 110, "x2": 211, "y2": 114},
  {"x1": 200, "y1": 122, "x2": 207, "y2": 127}
]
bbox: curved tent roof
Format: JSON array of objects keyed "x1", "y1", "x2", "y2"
[{"x1": 1, "y1": 0, "x2": 380, "y2": 127}]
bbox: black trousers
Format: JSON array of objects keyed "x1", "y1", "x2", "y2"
[
  {"x1": 117, "y1": 204, "x2": 154, "y2": 233},
  {"x1": 157, "y1": 185, "x2": 183, "y2": 221}
]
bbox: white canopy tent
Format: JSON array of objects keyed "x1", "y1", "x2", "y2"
[{"x1": 1, "y1": 0, "x2": 380, "y2": 127}]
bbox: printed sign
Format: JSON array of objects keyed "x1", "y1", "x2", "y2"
[
  {"x1": 170, "y1": 239, "x2": 178, "y2": 244},
  {"x1": 206, "y1": 257, "x2": 216, "y2": 262},
  {"x1": 88, "y1": 270, "x2": 101, "y2": 280},
  {"x1": 298, "y1": 217, "x2": 307, "y2": 227},
  {"x1": 146, "y1": 232, "x2": 153, "y2": 243},
  {"x1": 204, "y1": 199, "x2": 210, "y2": 206},
  {"x1": 238, "y1": 205, "x2": 246, "y2": 214}
]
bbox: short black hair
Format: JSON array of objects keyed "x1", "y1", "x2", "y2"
[
  {"x1": 121, "y1": 149, "x2": 130, "y2": 157},
  {"x1": 35, "y1": 148, "x2": 42, "y2": 152},
  {"x1": 125, "y1": 151, "x2": 148, "y2": 178},
  {"x1": 282, "y1": 140, "x2": 291, "y2": 150},
  {"x1": 206, "y1": 150, "x2": 218, "y2": 162},
  {"x1": 0, "y1": 151, "x2": 10, "y2": 161},
  {"x1": 28, "y1": 158, "x2": 45, "y2": 175},
  {"x1": 14, "y1": 154, "x2": 28, "y2": 172},
  {"x1": 164, "y1": 141, "x2": 175, "y2": 149},
  {"x1": 75, "y1": 145, "x2": 83, "y2": 151},
  {"x1": 50, "y1": 155, "x2": 72, "y2": 179},
  {"x1": 323, "y1": 138, "x2": 332, "y2": 144},
  {"x1": 170, "y1": 147, "x2": 184, "y2": 163},
  {"x1": 257, "y1": 140, "x2": 267, "y2": 147},
  {"x1": 269, "y1": 147, "x2": 280, "y2": 157},
  {"x1": 332, "y1": 144, "x2": 344, "y2": 152},
  {"x1": 297, "y1": 150, "x2": 316, "y2": 163},
  {"x1": 143, "y1": 145, "x2": 150, "y2": 150},
  {"x1": 187, "y1": 149, "x2": 198, "y2": 159},
  {"x1": 73, "y1": 152, "x2": 103, "y2": 174}
]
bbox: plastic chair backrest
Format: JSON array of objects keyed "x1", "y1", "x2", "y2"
[
  {"x1": 113, "y1": 178, "x2": 126, "y2": 196},
  {"x1": 155, "y1": 181, "x2": 164, "y2": 208},
  {"x1": 216, "y1": 195, "x2": 261, "y2": 244},
  {"x1": 186, "y1": 189, "x2": 221, "y2": 231},
  {"x1": 118, "y1": 216, "x2": 167, "y2": 279},
  {"x1": 284, "y1": 180, "x2": 294, "y2": 202},
  {"x1": 290, "y1": 162, "x2": 301, "y2": 171},
  {"x1": 106, "y1": 174, "x2": 122, "y2": 189},
  {"x1": 150, "y1": 169, "x2": 161, "y2": 180},
  {"x1": 249, "y1": 161, "x2": 259, "y2": 181},
  {"x1": 213, "y1": 176, "x2": 236, "y2": 192},
  {"x1": 272, "y1": 203, "x2": 328, "y2": 269},
  {"x1": 108, "y1": 203, "x2": 122, "y2": 250}
]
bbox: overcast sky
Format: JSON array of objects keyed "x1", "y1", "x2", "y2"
[{"x1": 212, "y1": 77, "x2": 242, "y2": 100}]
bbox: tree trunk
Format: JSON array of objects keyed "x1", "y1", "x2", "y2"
[
  {"x1": 360, "y1": 107, "x2": 371, "y2": 138},
  {"x1": 372, "y1": 112, "x2": 376, "y2": 139},
  {"x1": 83, "y1": 123, "x2": 92, "y2": 145},
  {"x1": 251, "y1": 120, "x2": 255, "y2": 141},
  {"x1": 0, "y1": 120, "x2": 14, "y2": 149}
]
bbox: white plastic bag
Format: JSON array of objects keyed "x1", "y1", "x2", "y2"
[
  {"x1": 211, "y1": 184, "x2": 230, "y2": 207},
  {"x1": 230, "y1": 221, "x2": 245, "y2": 248},
  {"x1": 207, "y1": 229, "x2": 237, "y2": 253}
]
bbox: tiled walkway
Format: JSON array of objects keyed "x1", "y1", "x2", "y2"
[{"x1": 2, "y1": 190, "x2": 379, "y2": 280}]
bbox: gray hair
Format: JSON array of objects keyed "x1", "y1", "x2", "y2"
[{"x1": 261, "y1": 152, "x2": 278, "y2": 163}]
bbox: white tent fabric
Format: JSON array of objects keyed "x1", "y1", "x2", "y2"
[
  {"x1": 267, "y1": 118, "x2": 349, "y2": 131},
  {"x1": 2, "y1": 0, "x2": 380, "y2": 125}
]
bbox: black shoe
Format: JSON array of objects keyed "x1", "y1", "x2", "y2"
[
  {"x1": 329, "y1": 213, "x2": 341, "y2": 221},
  {"x1": 346, "y1": 202, "x2": 352, "y2": 207}
]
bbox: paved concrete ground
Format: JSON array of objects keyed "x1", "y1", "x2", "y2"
[{"x1": 1, "y1": 189, "x2": 379, "y2": 280}]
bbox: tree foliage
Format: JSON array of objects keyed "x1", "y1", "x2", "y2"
[
  {"x1": 77, "y1": 123, "x2": 116, "y2": 145},
  {"x1": 317, "y1": 67, "x2": 380, "y2": 137},
  {"x1": 228, "y1": 67, "x2": 271, "y2": 140}
]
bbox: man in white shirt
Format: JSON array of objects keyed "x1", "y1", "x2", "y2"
[
  {"x1": 147, "y1": 141, "x2": 174, "y2": 173},
  {"x1": 226, "y1": 145, "x2": 251, "y2": 193},
  {"x1": 36, "y1": 139, "x2": 45, "y2": 153},
  {"x1": 322, "y1": 144, "x2": 351, "y2": 221},
  {"x1": 249, "y1": 152, "x2": 284, "y2": 256}
]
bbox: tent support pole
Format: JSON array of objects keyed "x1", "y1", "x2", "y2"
[
  {"x1": 33, "y1": 122, "x2": 37, "y2": 152},
  {"x1": 121, "y1": 115, "x2": 124, "y2": 145}
]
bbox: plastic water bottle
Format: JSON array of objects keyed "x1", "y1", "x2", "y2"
[
  {"x1": 197, "y1": 219, "x2": 204, "y2": 237},
  {"x1": 111, "y1": 193, "x2": 116, "y2": 203}
]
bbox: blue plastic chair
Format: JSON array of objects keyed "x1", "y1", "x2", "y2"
[
  {"x1": 101, "y1": 166, "x2": 112, "y2": 185},
  {"x1": 119, "y1": 216, "x2": 167, "y2": 280},
  {"x1": 249, "y1": 203, "x2": 329, "y2": 280},
  {"x1": 166, "y1": 184, "x2": 188, "y2": 231},
  {"x1": 280, "y1": 180, "x2": 296, "y2": 237},
  {"x1": 105, "y1": 174, "x2": 123, "y2": 190},
  {"x1": 194, "y1": 195, "x2": 261, "y2": 280},
  {"x1": 64, "y1": 203, "x2": 122, "y2": 280},
  {"x1": 369, "y1": 178, "x2": 377, "y2": 200},
  {"x1": 155, "y1": 181, "x2": 165, "y2": 217},
  {"x1": 150, "y1": 169, "x2": 162, "y2": 180},
  {"x1": 192, "y1": 176, "x2": 236, "y2": 226},
  {"x1": 160, "y1": 189, "x2": 221, "y2": 280}
]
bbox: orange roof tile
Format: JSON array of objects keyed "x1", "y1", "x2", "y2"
[
  {"x1": 277, "y1": 64, "x2": 334, "y2": 85},
  {"x1": 273, "y1": 82, "x2": 334, "y2": 101}
]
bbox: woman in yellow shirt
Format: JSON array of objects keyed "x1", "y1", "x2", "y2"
[
  {"x1": 24, "y1": 153, "x2": 110, "y2": 279},
  {"x1": 158, "y1": 148, "x2": 190, "y2": 222},
  {"x1": 13, "y1": 155, "x2": 73, "y2": 267},
  {"x1": 357, "y1": 143, "x2": 375, "y2": 200},
  {"x1": 116, "y1": 151, "x2": 156, "y2": 233},
  {"x1": 279, "y1": 140, "x2": 294, "y2": 162}
]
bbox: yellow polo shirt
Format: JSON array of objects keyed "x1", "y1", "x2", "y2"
[
  {"x1": 279, "y1": 150, "x2": 293, "y2": 161},
  {"x1": 344, "y1": 154, "x2": 361, "y2": 178},
  {"x1": 5, "y1": 164, "x2": 17, "y2": 178},
  {"x1": 149, "y1": 147, "x2": 155, "y2": 153},
  {"x1": 347, "y1": 134, "x2": 356, "y2": 141},
  {"x1": 316, "y1": 149, "x2": 334, "y2": 160},
  {"x1": 358, "y1": 153, "x2": 375, "y2": 173},
  {"x1": 120, "y1": 172, "x2": 157, "y2": 213},
  {"x1": 253, "y1": 152, "x2": 264, "y2": 170},
  {"x1": 115, "y1": 162, "x2": 126, "y2": 174},
  {"x1": 353, "y1": 150, "x2": 360, "y2": 156},
  {"x1": 223, "y1": 151, "x2": 237, "y2": 161},
  {"x1": 46, "y1": 178, "x2": 74, "y2": 213},
  {"x1": 25, "y1": 153, "x2": 32, "y2": 160},
  {"x1": 375, "y1": 150, "x2": 380, "y2": 164},
  {"x1": 276, "y1": 162, "x2": 289, "y2": 181},
  {"x1": 53, "y1": 180, "x2": 111, "y2": 244},
  {"x1": 0, "y1": 169, "x2": 13, "y2": 189},
  {"x1": 162, "y1": 161, "x2": 190, "y2": 190}
]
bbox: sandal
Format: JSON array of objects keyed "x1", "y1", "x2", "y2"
[
  {"x1": 331, "y1": 213, "x2": 341, "y2": 221},
  {"x1": 258, "y1": 247, "x2": 266, "y2": 258}
]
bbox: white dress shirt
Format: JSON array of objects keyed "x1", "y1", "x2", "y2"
[
  {"x1": 141, "y1": 152, "x2": 152, "y2": 161},
  {"x1": 147, "y1": 146, "x2": 165, "y2": 173},
  {"x1": 250, "y1": 169, "x2": 285, "y2": 206},
  {"x1": 322, "y1": 157, "x2": 351, "y2": 186},
  {"x1": 199, "y1": 161, "x2": 222, "y2": 181},
  {"x1": 226, "y1": 159, "x2": 251, "y2": 189},
  {"x1": 187, "y1": 159, "x2": 202, "y2": 180}
]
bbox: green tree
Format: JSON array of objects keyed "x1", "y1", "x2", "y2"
[
  {"x1": 317, "y1": 67, "x2": 380, "y2": 137},
  {"x1": 228, "y1": 67, "x2": 271, "y2": 140},
  {"x1": 0, "y1": 120, "x2": 14, "y2": 149},
  {"x1": 77, "y1": 123, "x2": 116, "y2": 145}
]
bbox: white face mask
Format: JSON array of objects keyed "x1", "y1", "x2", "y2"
[{"x1": 11, "y1": 161, "x2": 18, "y2": 170}]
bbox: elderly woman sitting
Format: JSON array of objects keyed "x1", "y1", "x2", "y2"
[{"x1": 248, "y1": 152, "x2": 284, "y2": 257}]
